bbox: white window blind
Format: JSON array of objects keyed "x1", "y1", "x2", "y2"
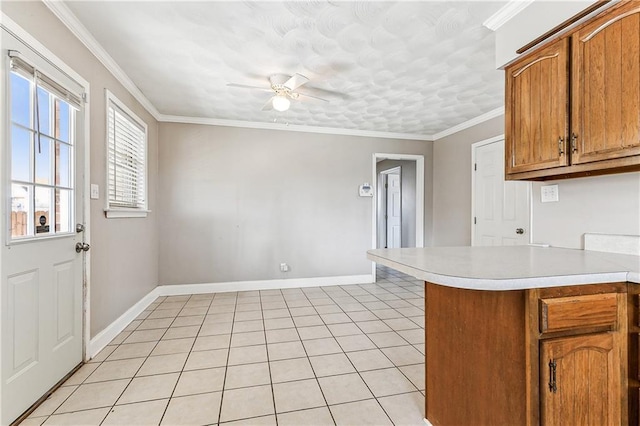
[{"x1": 106, "y1": 93, "x2": 147, "y2": 215}]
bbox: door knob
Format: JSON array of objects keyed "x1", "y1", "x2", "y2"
[
  {"x1": 75, "y1": 242, "x2": 91, "y2": 253},
  {"x1": 516, "y1": 228, "x2": 525, "y2": 235}
]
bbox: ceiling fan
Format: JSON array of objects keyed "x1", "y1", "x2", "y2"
[{"x1": 227, "y1": 73, "x2": 330, "y2": 112}]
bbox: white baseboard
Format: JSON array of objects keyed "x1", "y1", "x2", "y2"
[
  {"x1": 87, "y1": 287, "x2": 161, "y2": 359},
  {"x1": 424, "y1": 418, "x2": 433, "y2": 426},
  {"x1": 156, "y1": 274, "x2": 375, "y2": 296},
  {"x1": 87, "y1": 274, "x2": 373, "y2": 359}
]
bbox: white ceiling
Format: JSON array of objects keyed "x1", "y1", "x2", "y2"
[{"x1": 64, "y1": 1, "x2": 507, "y2": 138}]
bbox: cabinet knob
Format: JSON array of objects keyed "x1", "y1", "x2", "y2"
[{"x1": 516, "y1": 228, "x2": 525, "y2": 235}]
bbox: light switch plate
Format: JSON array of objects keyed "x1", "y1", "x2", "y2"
[
  {"x1": 90, "y1": 184, "x2": 100, "y2": 200},
  {"x1": 541, "y1": 185, "x2": 559, "y2": 203}
]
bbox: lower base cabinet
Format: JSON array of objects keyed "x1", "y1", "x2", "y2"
[
  {"x1": 424, "y1": 282, "x2": 634, "y2": 426},
  {"x1": 540, "y1": 333, "x2": 621, "y2": 425}
]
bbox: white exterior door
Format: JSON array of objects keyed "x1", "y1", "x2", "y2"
[
  {"x1": 1, "y1": 29, "x2": 86, "y2": 424},
  {"x1": 386, "y1": 171, "x2": 402, "y2": 248},
  {"x1": 473, "y1": 139, "x2": 530, "y2": 246}
]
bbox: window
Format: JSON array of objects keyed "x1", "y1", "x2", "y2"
[
  {"x1": 105, "y1": 90, "x2": 148, "y2": 218},
  {"x1": 9, "y1": 54, "x2": 81, "y2": 240}
]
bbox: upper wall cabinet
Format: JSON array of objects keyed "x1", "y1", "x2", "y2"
[
  {"x1": 505, "y1": 39, "x2": 570, "y2": 175},
  {"x1": 505, "y1": 1, "x2": 640, "y2": 181}
]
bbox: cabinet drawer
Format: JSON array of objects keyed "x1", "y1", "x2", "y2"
[{"x1": 540, "y1": 293, "x2": 618, "y2": 333}]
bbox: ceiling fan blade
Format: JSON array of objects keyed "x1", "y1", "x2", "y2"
[
  {"x1": 227, "y1": 83, "x2": 272, "y2": 92},
  {"x1": 262, "y1": 96, "x2": 275, "y2": 111},
  {"x1": 296, "y1": 92, "x2": 330, "y2": 102},
  {"x1": 299, "y1": 85, "x2": 350, "y2": 100},
  {"x1": 283, "y1": 73, "x2": 309, "y2": 91}
]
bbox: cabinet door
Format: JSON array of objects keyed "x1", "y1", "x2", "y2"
[
  {"x1": 571, "y1": 2, "x2": 640, "y2": 164},
  {"x1": 505, "y1": 38, "x2": 570, "y2": 175},
  {"x1": 540, "y1": 333, "x2": 621, "y2": 426}
]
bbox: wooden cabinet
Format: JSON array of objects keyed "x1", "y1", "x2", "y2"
[
  {"x1": 540, "y1": 333, "x2": 620, "y2": 425},
  {"x1": 505, "y1": 39, "x2": 569, "y2": 175},
  {"x1": 505, "y1": 1, "x2": 640, "y2": 180},
  {"x1": 571, "y1": 3, "x2": 640, "y2": 165},
  {"x1": 423, "y1": 281, "x2": 632, "y2": 426},
  {"x1": 528, "y1": 286, "x2": 628, "y2": 426}
]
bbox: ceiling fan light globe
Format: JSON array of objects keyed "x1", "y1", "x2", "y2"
[{"x1": 272, "y1": 95, "x2": 291, "y2": 112}]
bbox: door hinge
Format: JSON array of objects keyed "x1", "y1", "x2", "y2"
[
  {"x1": 474, "y1": 163, "x2": 477, "y2": 171},
  {"x1": 385, "y1": 183, "x2": 388, "y2": 189},
  {"x1": 473, "y1": 217, "x2": 477, "y2": 225},
  {"x1": 558, "y1": 136, "x2": 564, "y2": 156},
  {"x1": 548, "y1": 359, "x2": 557, "y2": 393},
  {"x1": 82, "y1": 93, "x2": 88, "y2": 103},
  {"x1": 571, "y1": 133, "x2": 578, "y2": 154}
]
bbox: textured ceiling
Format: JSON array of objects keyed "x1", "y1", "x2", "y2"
[{"x1": 65, "y1": 1, "x2": 507, "y2": 137}]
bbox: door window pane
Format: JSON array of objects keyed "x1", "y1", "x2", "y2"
[
  {"x1": 37, "y1": 87, "x2": 51, "y2": 137},
  {"x1": 11, "y1": 183, "x2": 33, "y2": 238},
  {"x1": 10, "y1": 73, "x2": 31, "y2": 128},
  {"x1": 35, "y1": 135, "x2": 52, "y2": 185},
  {"x1": 55, "y1": 142, "x2": 71, "y2": 188},
  {"x1": 55, "y1": 189, "x2": 72, "y2": 233},
  {"x1": 56, "y1": 100, "x2": 70, "y2": 143},
  {"x1": 9, "y1": 66, "x2": 79, "y2": 240},
  {"x1": 11, "y1": 124, "x2": 32, "y2": 182},
  {"x1": 34, "y1": 186, "x2": 52, "y2": 235}
]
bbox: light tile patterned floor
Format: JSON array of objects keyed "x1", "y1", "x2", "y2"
[{"x1": 23, "y1": 266, "x2": 426, "y2": 426}]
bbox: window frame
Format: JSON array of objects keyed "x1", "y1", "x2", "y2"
[
  {"x1": 7, "y1": 55, "x2": 81, "y2": 241},
  {"x1": 104, "y1": 89, "x2": 149, "y2": 218}
]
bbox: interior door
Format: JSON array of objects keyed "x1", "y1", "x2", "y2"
[
  {"x1": 1, "y1": 29, "x2": 85, "y2": 424},
  {"x1": 386, "y1": 171, "x2": 401, "y2": 248},
  {"x1": 474, "y1": 140, "x2": 530, "y2": 246}
]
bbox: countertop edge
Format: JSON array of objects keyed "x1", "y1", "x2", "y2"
[{"x1": 367, "y1": 252, "x2": 638, "y2": 290}]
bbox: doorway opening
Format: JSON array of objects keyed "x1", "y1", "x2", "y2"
[{"x1": 371, "y1": 153, "x2": 424, "y2": 279}]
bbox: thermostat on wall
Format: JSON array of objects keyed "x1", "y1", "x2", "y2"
[{"x1": 359, "y1": 183, "x2": 373, "y2": 197}]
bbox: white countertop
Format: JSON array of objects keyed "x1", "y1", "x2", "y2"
[{"x1": 367, "y1": 246, "x2": 640, "y2": 291}]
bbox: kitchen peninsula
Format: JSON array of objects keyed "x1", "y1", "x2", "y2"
[{"x1": 367, "y1": 246, "x2": 640, "y2": 426}]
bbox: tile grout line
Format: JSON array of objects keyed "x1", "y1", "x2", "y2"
[
  {"x1": 156, "y1": 293, "x2": 214, "y2": 425},
  {"x1": 216, "y1": 291, "x2": 240, "y2": 425},
  {"x1": 287, "y1": 288, "x2": 338, "y2": 426}
]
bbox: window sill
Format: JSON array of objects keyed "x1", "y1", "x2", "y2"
[{"x1": 104, "y1": 209, "x2": 150, "y2": 219}]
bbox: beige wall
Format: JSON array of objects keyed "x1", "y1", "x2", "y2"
[
  {"x1": 2, "y1": 2, "x2": 159, "y2": 337},
  {"x1": 531, "y1": 173, "x2": 640, "y2": 249},
  {"x1": 432, "y1": 115, "x2": 504, "y2": 246},
  {"x1": 157, "y1": 123, "x2": 433, "y2": 285},
  {"x1": 433, "y1": 113, "x2": 640, "y2": 249}
]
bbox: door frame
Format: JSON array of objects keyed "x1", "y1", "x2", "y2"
[
  {"x1": 0, "y1": 14, "x2": 92, "y2": 421},
  {"x1": 379, "y1": 166, "x2": 402, "y2": 249},
  {"x1": 371, "y1": 153, "x2": 424, "y2": 279},
  {"x1": 471, "y1": 135, "x2": 532, "y2": 246}
]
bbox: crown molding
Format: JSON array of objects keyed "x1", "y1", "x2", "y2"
[
  {"x1": 158, "y1": 114, "x2": 433, "y2": 141},
  {"x1": 431, "y1": 106, "x2": 505, "y2": 141},
  {"x1": 483, "y1": 0, "x2": 535, "y2": 31},
  {"x1": 42, "y1": 0, "x2": 161, "y2": 120}
]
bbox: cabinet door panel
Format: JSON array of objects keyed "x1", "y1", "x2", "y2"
[
  {"x1": 572, "y1": 3, "x2": 640, "y2": 164},
  {"x1": 506, "y1": 39, "x2": 570, "y2": 174},
  {"x1": 540, "y1": 333, "x2": 621, "y2": 426}
]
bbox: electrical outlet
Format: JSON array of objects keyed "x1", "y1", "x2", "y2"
[
  {"x1": 541, "y1": 185, "x2": 559, "y2": 203},
  {"x1": 280, "y1": 263, "x2": 290, "y2": 272}
]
